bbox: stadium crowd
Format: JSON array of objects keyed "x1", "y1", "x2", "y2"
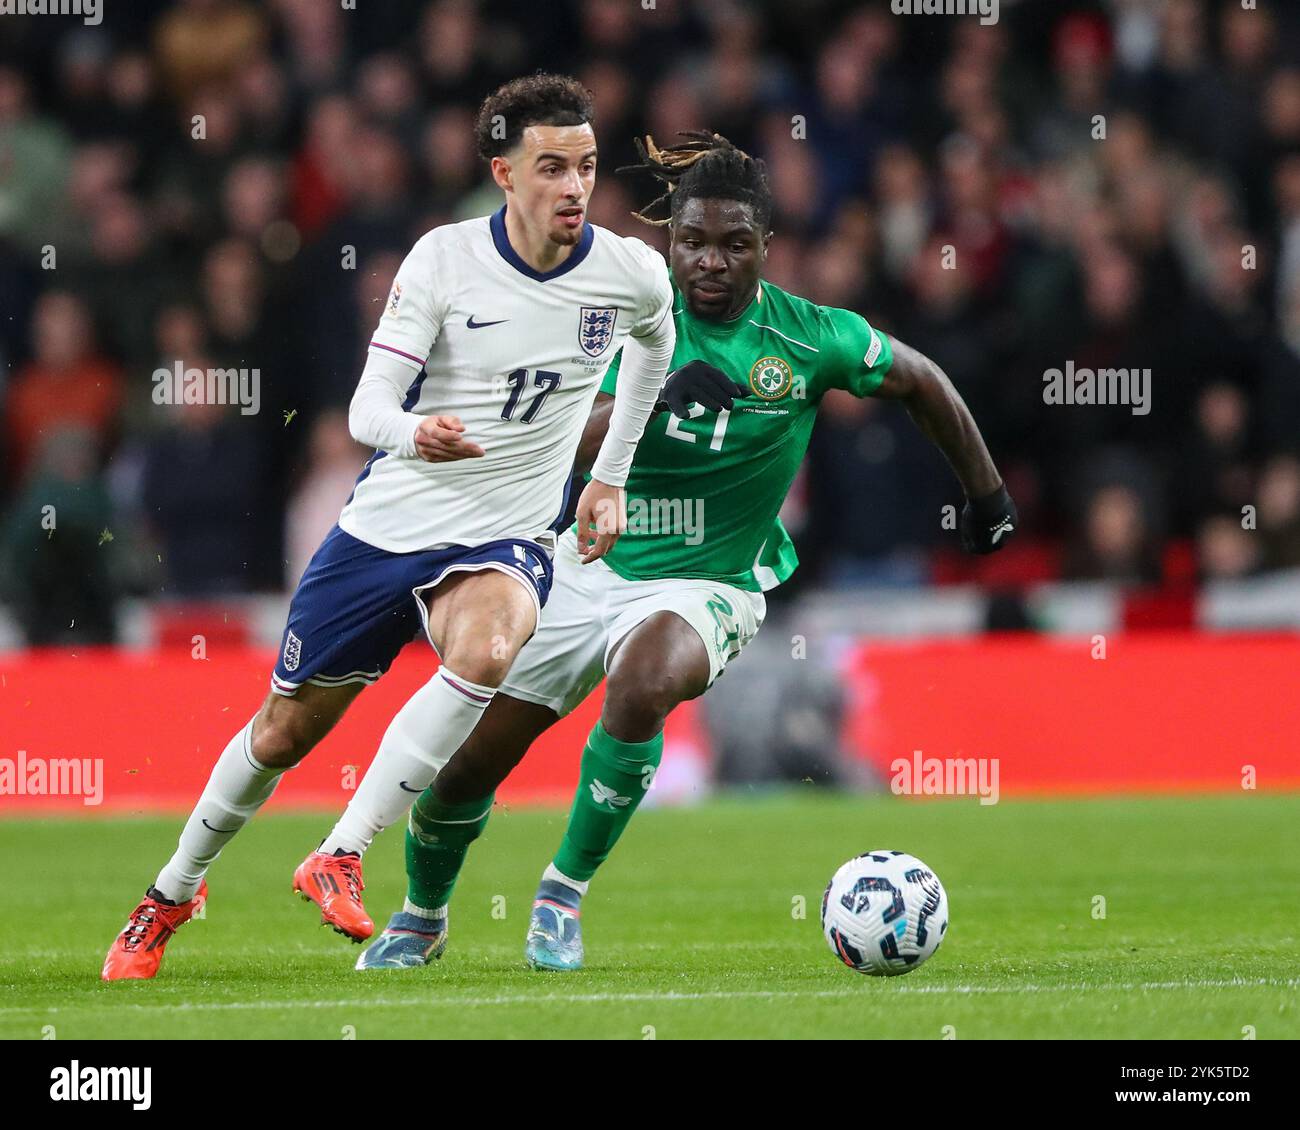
[{"x1": 2, "y1": 0, "x2": 1299, "y2": 643}]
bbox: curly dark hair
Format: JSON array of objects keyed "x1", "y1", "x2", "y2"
[
  {"x1": 618, "y1": 131, "x2": 773, "y2": 231},
  {"x1": 474, "y1": 73, "x2": 596, "y2": 160}
]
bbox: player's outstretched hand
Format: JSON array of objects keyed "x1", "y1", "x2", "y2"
[
  {"x1": 959, "y1": 482, "x2": 1018, "y2": 555},
  {"x1": 413, "y1": 415, "x2": 485, "y2": 462},
  {"x1": 657, "y1": 360, "x2": 750, "y2": 417},
  {"x1": 575, "y1": 478, "x2": 626, "y2": 564}
]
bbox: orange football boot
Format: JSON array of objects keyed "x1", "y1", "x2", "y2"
[
  {"x1": 101, "y1": 880, "x2": 208, "y2": 981},
  {"x1": 292, "y1": 851, "x2": 374, "y2": 941}
]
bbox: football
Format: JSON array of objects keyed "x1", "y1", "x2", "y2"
[{"x1": 821, "y1": 850, "x2": 949, "y2": 976}]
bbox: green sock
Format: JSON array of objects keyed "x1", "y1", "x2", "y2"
[
  {"x1": 405, "y1": 789, "x2": 494, "y2": 912},
  {"x1": 552, "y1": 722, "x2": 664, "y2": 883}
]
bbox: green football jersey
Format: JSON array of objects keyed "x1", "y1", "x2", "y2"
[{"x1": 592, "y1": 279, "x2": 893, "y2": 591}]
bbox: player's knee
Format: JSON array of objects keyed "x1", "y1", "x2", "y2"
[
  {"x1": 438, "y1": 646, "x2": 514, "y2": 689},
  {"x1": 603, "y1": 663, "x2": 684, "y2": 737},
  {"x1": 250, "y1": 707, "x2": 316, "y2": 769},
  {"x1": 435, "y1": 600, "x2": 525, "y2": 686}
]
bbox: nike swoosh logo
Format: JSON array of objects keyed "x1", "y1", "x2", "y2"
[
  {"x1": 398, "y1": 781, "x2": 423, "y2": 793},
  {"x1": 202, "y1": 818, "x2": 238, "y2": 834},
  {"x1": 466, "y1": 316, "x2": 508, "y2": 329}
]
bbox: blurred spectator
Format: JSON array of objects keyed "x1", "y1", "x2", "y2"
[
  {"x1": 1031, "y1": 11, "x2": 1114, "y2": 160},
  {"x1": 222, "y1": 157, "x2": 290, "y2": 247},
  {"x1": 0, "y1": 67, "x2": 74, "y2": 253},
  {"x1": 1173, "y1": 382, "x2": 1257, "y2": 537},
  {"x1": 1197, "y1": 511, "x2": 1262, "y2": 580},
  {"x1": 875, "y1": 145, "x2": 932, "y2": 285},
  {"x1": 140, "y1": 374, "x2": 265, "y2": 596},
  {"x1": 4, "y1": 292, "x2": 122, "y2": 488},
  {"x1": 77, "y1": 190, "x2": 171, "y2": 368},
  {"x1": 285, "y1": 409, "x2": 368, "y2": 587},
  {"x1": 153, "y1": 0, "x2": 269, "y2": 101},
  {"x1": 0, "y1": 428, "x2": 117, "y2": 645},
  {"x1": 1257, "y1": 454, "x2": 1300, "y2": 570},
  {"x1": 1065, "y1": 481, "x2": 1164, "y2": 583}
]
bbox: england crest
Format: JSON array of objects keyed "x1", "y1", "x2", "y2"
[
  {"x1": 579, "y1": 306, "x2": 617, "y2": 357},
  {"x1": 283, "y1": 629, "x2": 302, "y2": 673}
]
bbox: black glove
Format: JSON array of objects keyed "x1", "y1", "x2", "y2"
[
  {"x1": 960, "y1": 482, "x2": 1018, "y2": 554},
  {"x1": 656, "y1": 360, "x2": 750, "y2": 417}
]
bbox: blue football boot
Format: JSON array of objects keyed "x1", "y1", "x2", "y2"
[
  {"x1": 355, "y1": 910, "x2": 447, "y2": 970},
  {"x1": 524, "y1": 880, "x2": 584, "y2": 971}
]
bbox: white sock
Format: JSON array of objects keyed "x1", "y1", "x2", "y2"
[
  {"x1": 154, "y1": 718, "x2": 282, "y2": 903},
  {"x1": 543, "y1": 863, "x2": 590, "y2": 898},
  {"x1": 320, "y1": 667, "x2": 496, "y2": 856},
  {"x1": 402, "y1": 899, "x2": 448, "y2": 923}
]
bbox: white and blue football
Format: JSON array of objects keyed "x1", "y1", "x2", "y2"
[{"x1": 821, "y1": 851, "x2": 948, "y2": 976}]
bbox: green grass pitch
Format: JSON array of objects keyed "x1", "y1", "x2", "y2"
[{"x1": 1, "y1": 792, "x2": 1297, "y2": 1039}]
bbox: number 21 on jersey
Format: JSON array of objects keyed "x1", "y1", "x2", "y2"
[{"x1": 665, "y1": 404, "x2": 729, "y2": 451}]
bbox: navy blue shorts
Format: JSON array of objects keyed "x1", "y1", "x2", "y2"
[{"x1": 271, "y1": 525, "x2": 555, "y2": 696}]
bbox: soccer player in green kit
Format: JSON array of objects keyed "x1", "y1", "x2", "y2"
[{"x1": 355, "y1": 133, "x2": 1018, "y2": 971}]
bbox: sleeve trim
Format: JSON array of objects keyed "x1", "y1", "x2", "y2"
[{"x1": 368, "y1": 340, "x2": 427, "y2": 369}]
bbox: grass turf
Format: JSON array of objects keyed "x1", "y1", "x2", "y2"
[{"x1": 1, "y1": 791, "x2": 1297, "y2": 1039}]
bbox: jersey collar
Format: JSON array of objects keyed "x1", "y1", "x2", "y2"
[{"x1": 490, "y1": 205, "x2": 594, "y2": 282}]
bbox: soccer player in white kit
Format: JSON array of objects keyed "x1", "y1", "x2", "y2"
[{"x1": 102, "y1": 74, "x2": 675, "y2": 980}]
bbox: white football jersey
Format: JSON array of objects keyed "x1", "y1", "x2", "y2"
[{"x1": 338, "y1": 207, "x2": 672, "y2": 553}]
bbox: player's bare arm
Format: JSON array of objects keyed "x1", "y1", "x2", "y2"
[
  {"x1": 875, "y1": 336, "x2": 1018, "y2": 554},
  {"x1": 874, "y1": 336, "x2": 1001, "y2": 498},
  {"x1": 575, "y1": 392, "x2": 616, "y2": 472}
]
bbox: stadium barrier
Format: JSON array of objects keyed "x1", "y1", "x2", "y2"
[{"x1": 2, "y1": 631, "x2": 1297, "y2": 812}]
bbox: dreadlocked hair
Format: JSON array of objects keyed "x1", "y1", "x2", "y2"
[{"x1": 617, "y1": 131, "x2": 773, "y2": 230}]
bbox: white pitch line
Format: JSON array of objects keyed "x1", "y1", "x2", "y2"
[{"x1": 1, "y1": 978, "x2": 1296, "y2": 1017}]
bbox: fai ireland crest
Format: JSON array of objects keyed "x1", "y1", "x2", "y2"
[
  {"x1": 749, "y1": 355, "x2": 794, "y2": 400},
  {"x1": 579, "y1": 306, "x2": 617, "y2": 357}
]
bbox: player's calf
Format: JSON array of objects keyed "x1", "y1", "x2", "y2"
[
  {"x1": 522, "y1": 614, "x2": 710, "y2": 969},
  {"x1": 601, "y1": 611, "x2": 712, "y2": 741},
  {"x1": 355, "y1": 789, "x2": 491, "y2": 967},
  {"x1": 309, "y1": 569, "x2": 538, "y2": 876},
  {"x1": 105, "y1": 683, "x2": 359, "y2": 981}
]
